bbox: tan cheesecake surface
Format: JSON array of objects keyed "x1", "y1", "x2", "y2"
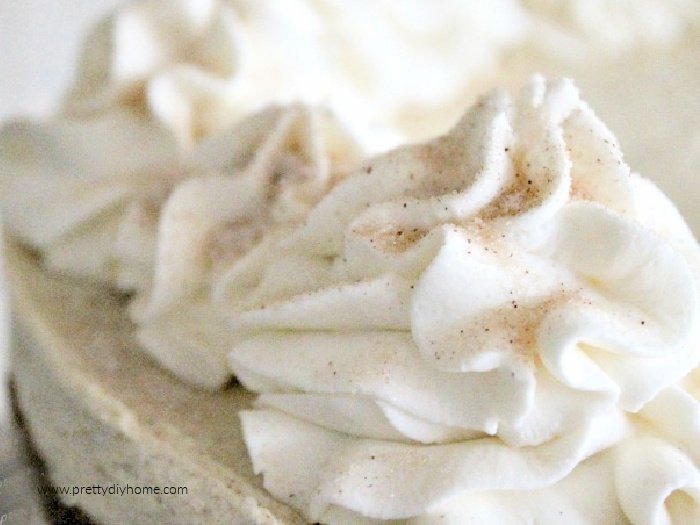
[{"x1": 7, "y1": 240, "x2": 304, "y2": 524}]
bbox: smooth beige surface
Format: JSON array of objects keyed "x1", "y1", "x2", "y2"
[{"x1": 7, "y1": 241, "x2": 303, "y2": 525}]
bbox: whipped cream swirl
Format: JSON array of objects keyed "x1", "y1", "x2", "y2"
[
  {"x1": 66, "y1": 0, "x2": 243, "y2": 148},
  {"x1": 0, "y1": 100, "x2": 361, "y2": 391},
  {"x1": 130, "y1": 105, "x2": 361, "y2": 388},
  {"x1": 65, "y1": 0, "x2": 527, "y2": 150},
  {"x1": 0, "y1": 111, "x2": 178, "y2": 285},
  {"x1": 0, "y1": 0, "x2": 526, "y2": 288},
  {"x1": 228, "y1": 77, "x2": 700, "y2": 523}
]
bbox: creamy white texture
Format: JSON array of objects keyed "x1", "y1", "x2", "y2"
[
  {"x1": 0, "y1": 0, "x2": 529, "y2": 289},
  {"x1": 228, "y1": 78, "x2": 700, "y2": 523},
  {"x1": 66, "y1": 0, "x2": 240, "y2": 148},
  {"x1": 130, "y1": 105, "x2": 361, "y2": 388},
  {"x1": 0, "y1": 107, "x2": 351, "y2": 289},
  {"x1": 546, "y1": 36, "x2": 700, "y2": 240},
  {"x1": 0, "y1": 111, "x2": 178, "y2": 284},
  {"x1": 0, "y1": 102, "x2": 361, "y2": 390},
  {"x1": 521, "y1": 0, "x2": 699, "y2": 61},
  {"x1": 2, "y1": 3, "x2": 700, "y2": 520},
  {"x1": 5, "y1": 0, "x2": 698, "y2": 292},
  {"x1": 64, "y1": 0, "x2": 527, "y2": 151}
]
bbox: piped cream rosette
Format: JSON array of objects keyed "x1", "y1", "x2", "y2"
[
  {"x1": 226, "y1": 77, "x2": 700, "y2": 523},
  {"x1": 65, "y1": 0, "x2": 528, "y2": 150},
  {"x1": 0, "y1": 0, "x2": 524, "y2": 290},
  {"x1": 65, "y1": 0, "x2": 241, "y2": 148},
  {"x1": 0, "y1": 0, "x2": 365, "y2": 389},
  {"x1": 0, "y1": 95, "x2": 362, "y2": 391},
  {"x1": 0, "y1": 0, "x2": 241, "y2": 287},
  {"x1": 129, "y1": 105, "x2": 362, "y2": 388},
  {"x1": 0, "y1": 111, "x2": 178, "y2": 286}
]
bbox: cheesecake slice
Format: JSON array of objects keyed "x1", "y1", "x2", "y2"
[{"x1": 7, "y1": 240, "x2": 302, "y2": 524}]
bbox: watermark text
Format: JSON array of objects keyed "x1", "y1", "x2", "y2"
[{"x1": 38, "y1": 483, "x2": 188, "y2": 497}]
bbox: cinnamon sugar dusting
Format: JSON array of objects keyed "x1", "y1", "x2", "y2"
[
  {"x1": 410, "y1": 138, "x2": 475, "y2": 198},
  {"x1": 430, "y1": 292, "x2": 584, "y2": 369},
  {"x1": 352, "y1": 224, "x2": 428, "y2": 254},
  {"x1": 481, "y1": 152, "x2": 550, "y2": 220}
]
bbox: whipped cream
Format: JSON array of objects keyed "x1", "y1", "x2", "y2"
[
  {"x1": 130, "y1": 105, "x2": 361, "y2": 388},
  {"x1": 0, "y1": 111, "x2": 178, "y2": 284},
  {"x1": 65, "y1": 0, "x2": 241, "y2": 148},
  {"x1": 228, "y1": 77, "x2": 700, "y2": 523},
  {"x1": 0, "y1": 98, "x2": 361, "y2": 391},
  {"x1": 0, "y1": 0, "x2": 234, "y2": 286},
  {"x1": 0, "y1": 0, "x2": 528, "y2": 288},
  {"x1": 63, "y1": 0, "x2": 527, "y2": 150}
]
